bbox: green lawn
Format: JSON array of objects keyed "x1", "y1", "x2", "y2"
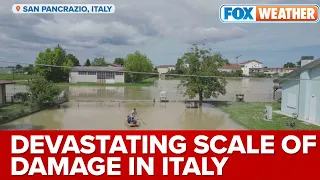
[
  {"x1": 0, "y1": 74, "x2": 41, "y2": 80},
  {"x1": 0, "y1": 104, "x2": 25, "y2": 112},
  {"x1": 216, "y1": 102, "x2": 320, "y2": 130}
]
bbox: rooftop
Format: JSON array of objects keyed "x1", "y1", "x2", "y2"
[
  {"x1": 157, "y1": 65, "x2": 175, "y2": 68},
  {"x1": 240, "y1": 60, "x2": 263, "y2": 64},
  {"x1": 109, "y1": 64, "x2": 123, "y2": 67},
  {"x1": 301, "y1": 56, "x2": 314, "y2": 60},
  {"x1": 264, "y1": 68, "x2": 297, "y2": 70},
  {"x1": 71, "y1": 66, "x2": 125, "y2": 72},
  {"x1": 274, "y1": 58, "x2": 320, "y2": 83},
  {"x1": 0, "y1": 80, "x2": 15, "y2": 85},
  {"x1": 221, "y1": 64, "x2": 241, "y2": 69}
]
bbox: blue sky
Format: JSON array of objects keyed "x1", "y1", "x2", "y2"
[{"x1": 0, "y1": 0, "x2": 319, "y2": 68}]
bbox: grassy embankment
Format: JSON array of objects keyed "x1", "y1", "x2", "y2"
[
  {"x1": 0, "y1": 104, "x2": 33, "y2": 125},
  {"x1": 0, "y1": 98, "x2": 68, "y2": 126},
  {"x1": 216, "y1": 102, "x2": 320, "y2": 130},
  {"x1": 0, "y1": 74, "x2": 41, "y2": 80}
]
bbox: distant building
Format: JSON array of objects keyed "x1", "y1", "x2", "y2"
[
  {"x1": 275, "y1": 56, "x2": 319, "y2": 124},
  {"x1": 300, "y1": 56, "x2": 314, "y2": 66},
  {"x1": 156, "y1": 65, "x2": 176, "y2": 74},
  {"x1": 240, "y1": 60, "x2": 264, "y2": 76},
  {"x1": 264, "y1": 68, "x2": 296, "y2": 76},
  {"x1": 69, "y1": 66, "x2": 125, "y2": 84},
  {"x1": 218, "y1": 64, "x2": 241, "y2": 73},
  {"x1": 0, "y1": 80, "x2": 15, "y2": 105}
]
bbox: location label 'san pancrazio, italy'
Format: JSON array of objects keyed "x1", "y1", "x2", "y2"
[
  {"x1": 220, "y1": 4, "x2": 319, "y2": 23},
  {"x1": 12, "y1": 4, "x2": 115, "y2": 14}
]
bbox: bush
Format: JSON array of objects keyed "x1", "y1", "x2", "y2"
[
  {"x1": 13, "y1": 92, "x2": 30, "y2": 103},
  {"x1": 27, "y1": 79, "x2": 61, "y2": 108},
  {"x1": 254, "y1": 74, "x2": 266, "y2": 78}
]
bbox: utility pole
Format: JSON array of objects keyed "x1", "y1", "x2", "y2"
[{"x1": 236, "y1": 55, "x2": 242, "y2": 64}]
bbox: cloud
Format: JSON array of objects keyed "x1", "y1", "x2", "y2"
[{"x1": 0, "y1": 0, "x2": 319, "y2": 66}]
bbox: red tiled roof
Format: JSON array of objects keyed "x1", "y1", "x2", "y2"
[
  {"x1": 264, "y1": 68, "x2": 297, "y2": 71},
  {"x1": 240, "y1": 60, "x2": 263, "y2": 64},
  {"x1": 109, "y1": 64, "x2": 123, "y2": 67},
  {"x1": 221, "y1": 64, "x2": 241, "y2": 69},
  {"x1": 0, "y1": 80, "x2": 15, "y2": 85}
]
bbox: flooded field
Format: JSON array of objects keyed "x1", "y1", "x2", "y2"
[
  {"x1": 1, "y1": 102, "x2": 245, "y2": 130},
  {"x1": 1, "y1": 78, "x2": 278, "y2": 130},
  {"x1": 6, "y1": 78, "x2": 280, "y2": 102}
]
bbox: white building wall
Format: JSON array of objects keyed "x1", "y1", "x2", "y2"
[
  {"x1": 158, "y1": 68, "x2": 169, "y2": 74},
  {"x1": 69, "y1": 71, "x2": 125, "y2": 83},
  {"x1": 218, "y1": 68, "x2": 237, "y2": 73},
  {"x1": 115, "y1": 74, "x2": 125, "y2": 83},
  {"x1": 241, "y1": 62, "x2": 263, "y2": 76},
  {"x1": 158, "y1": 67, "x2": 175, "y2": 74},
  {"x1": 69, "y1": 72, "x2": 97, "y2": 83},
  {"x1": 0, "y1": 84, "x2": 4, "y2": 104},
  {"x1": 301, "y1": 60, "x2": 313, "y2": 67}
]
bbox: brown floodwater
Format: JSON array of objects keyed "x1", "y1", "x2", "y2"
[
  {"x1": 1, "y1": 78, "x2": 278, "y2": 130},
  {"x1": 0, "y1": 102, "x2": 245, "y2": 130}
]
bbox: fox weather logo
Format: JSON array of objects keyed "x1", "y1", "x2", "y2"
[{"x1": 220, "y1": 5, "x2": 256, "y2": 22}]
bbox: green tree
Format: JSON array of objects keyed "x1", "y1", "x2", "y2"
[
  {"x1": 16, "y1": 64, "x2": 22, "y2": 70},
  {"x1": 92, "y1": 57, "x2": 107, "y2": 66},
  {"x1": 84, "y1": 59, "x2": 91, "y2": 66},
  {"x1": 175, "y1": 58, "x2": 184, "y2": 74},
  {"x1": 234, "y1": 69, "x2": 243, "y2": 77},
  {"x1": 178, "y1": 45, "x2": 227, "y2": 106},
  {"x1": 224, "y1": 59, "x2": 230, "y2": 65},
  {"x1": 284, "y1": 62, "x2": 296, "y2": 68},
  {"x1": 124, "y1": 51, "x2": 153, "y2": 82},
  {"x1": 297, "y1": 60, "x2": 301, "y2": 67},
  {"x1": 66, "y1": 54, "x2": 80, "y2": 66},
  {"x1": 22, "y1": 64, "x2": 35, "y2": 74},
  {"x1": 27, "y1": 79, "x2": 61, "y2": 108},
  {"x1": 35, "y1": 45, "x2": 75, "y2": 82},
  {"x1": 113, "y1": 57, "x2": 124, "y2": 65}
]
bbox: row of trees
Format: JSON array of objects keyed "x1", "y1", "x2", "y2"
[
  {"x1": 33, "y1": 45, "x2": 154, "y2": 83},
  {"x1": 283, "y1": 62, "x2": 297, "y2": 68},
  {"x1": 283, "y1": 60, "x2": 303, "y2": 68},
  {"x1": 83, "y1": 57, "x2": 125, "y2": 66}
]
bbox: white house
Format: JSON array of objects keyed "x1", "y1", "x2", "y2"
[
  {"x1": 274, "y1": 56, "x2": 320, "y2": 124},
  {"x1": 156, "y1": 65, "x2": 176, "y2": 74},
  {"x1": 69, "y1": 66, "x2": 125, "y2": 84},
  {"x1": 240, "y1": 60, "x2": 264, "y2": 76}
]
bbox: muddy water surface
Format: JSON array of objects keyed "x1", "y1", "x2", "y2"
[
  {"x1": 1, "y1": 78, "x2": 277, "y2": 130},
  {"x1": 1, "y1": 102, "x2": 245, "y2": 130}
]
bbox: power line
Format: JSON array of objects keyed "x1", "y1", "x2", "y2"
[{"x1": 0, "y1": 59, "x2": 319, "y2": 81}]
